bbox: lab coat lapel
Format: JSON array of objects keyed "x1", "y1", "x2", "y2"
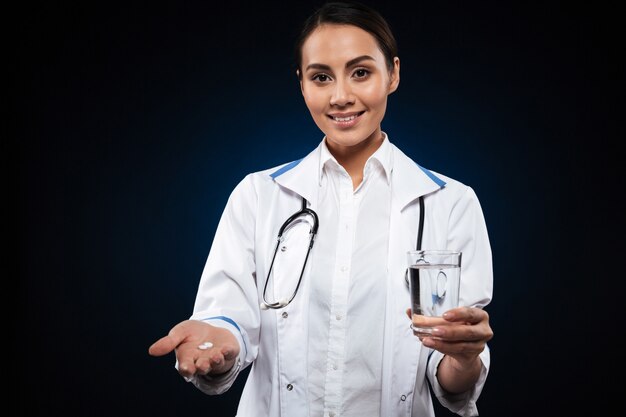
[
  {"x1": 390, "y1": 144, "x2": 446, "y2": 210},
  {"x1": 270, "y1": 144, "x2": 321, "y2": 208},
  {"x1": 266, "y1": 144, "x2": 321, "y2": 416},
  {"x1": 381, "y1": 144, "x2": 446, "y2": 414}
]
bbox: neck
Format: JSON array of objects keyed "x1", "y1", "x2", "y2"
[{"x1": 326, "y1": 130, "x2": 384, "y2": 190}]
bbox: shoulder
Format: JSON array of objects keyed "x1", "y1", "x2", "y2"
[
  {"x1": 430, "y1": 170, "x2": 472, "y2": 196},
  {"x1": 240, "y1": 158, "x2": 305, "y2": 185},
  {"x1": 391, "y1": 143, "x2": 476, "y2": 199},
  {"x1": 426, "y1": 171, "x2": 487, "y2": 228},
  {"x1": 392, "y1": 144, "x2": 482, "y2": 209},
  {"x1": 229, "y1": 157, "x2": 307, "y2": 198}
]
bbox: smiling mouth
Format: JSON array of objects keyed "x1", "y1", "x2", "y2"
[{"x1": 328, "y1": 111, "x2": 365, "y2": 122}]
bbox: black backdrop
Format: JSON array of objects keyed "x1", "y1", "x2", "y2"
[{"x1": 15, "y1": 1, "x2": 622, "y2": 416}]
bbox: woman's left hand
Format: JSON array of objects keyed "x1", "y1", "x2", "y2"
[
  {"x1": 407, "y1": 306, "x2": 493, "y2": 366},
  {"x1": 407, "y1": 306, "x2": 493, "y2": 393}
]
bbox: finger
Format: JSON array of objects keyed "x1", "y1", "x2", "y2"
[
  {"x1": 405, "y1": 308, "x2": 412, "y2": 320},
  {"x1": 196, "y1": 349, "x2": 230, "y2": 375},
  {"x1": 195, "y1": 355, "x2": 212, "y2": 375},
  {"x1": 178, "y1": 356, "x2": 198, "y2": 378},
  {"x1": 220, "y1": 345, "x2": 237, "y2": 361},
  {"x1": 176, "y1": 342, "x2": 207, "y2": 377},
  {"x1": 412, "y1": 314, "x2": 447, "y2": 329},
  {"x1": 210, "y1": 351, "x2": 226, "y2": 369},
  {"x1": 443, "y1": 306, "x2": 487, "y2": 324},
  {"x1": 430, "y1": 322, "x2": 488, "y2": 342},
  {"x1": 421, "y1": 337, "x2": 486, "y2": 356}
]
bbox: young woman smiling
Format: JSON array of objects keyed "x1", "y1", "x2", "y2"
[{"x1": 150, "y1": 3, "x2": 494, "y2": 416}]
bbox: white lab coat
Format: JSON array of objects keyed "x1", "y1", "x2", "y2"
[{"x1": 188, "y1": 139, "x2": 493, "y2": 417}]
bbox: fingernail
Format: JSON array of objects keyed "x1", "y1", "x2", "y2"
[
  {"x1": 422, "y1": 338, "x2": 435, "y2": 347},
  {"x1": 432, "y1": 327, "x2": 444, "y2": 336}
]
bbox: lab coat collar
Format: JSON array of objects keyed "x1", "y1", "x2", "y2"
[
  {"x1": 318, "y1": 133, "x2": 393, "y2": 186},
  {"x1": 269, "y1": 144, "x2": 322, "y2": 207},
  {"x1": 390, "y1": 144, "x2": 446, "y2": 210},
  {"x1": 270, "y1": 137, "x2": 445, "y2": 211}
]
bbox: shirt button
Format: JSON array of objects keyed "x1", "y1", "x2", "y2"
[
  {"x1": 401, "y1": 394, "x2": 407, "y2": 401},
  {"x1": 340, "y1": 266, "x2": 348, "y2": 272},
  {"x1": 286, "y1": 384, "x2": 293, "y2": 391},
  {"x1": 335, "y1": 314, "x2": 342, "y2": 320},
  {"x1": 332, "y1": 364, "x2": 338, "y2": 370},
  {"x1": 282, "y1": 312, "x2": 288, "y2": 318},
  {"x1": 329, "y1": 412, "x2": 336, "y2": 417}
]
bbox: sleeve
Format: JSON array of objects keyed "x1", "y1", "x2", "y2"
[
  {"x1": 181, "y1": 174, "x2": 261, "y2": 395},
  {"x1": 427, "y1": 185, "x2": 493, "y2": 416}
]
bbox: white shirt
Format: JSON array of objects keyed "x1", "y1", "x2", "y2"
[
  {"x1": 187, "y1": 135, "x2": 493, "y2": 417},
  {"x1": 307, "y1": 137, "x2": 392, "y2": 416}
]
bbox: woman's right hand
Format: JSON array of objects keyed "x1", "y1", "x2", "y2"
[{"x1": 148, "y1": 320, "x2": 240, "y2": 379}]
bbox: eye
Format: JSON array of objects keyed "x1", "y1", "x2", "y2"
[
  {"x1": 312, "y1": 73, "x2": 331, "y2": 83},
  {"x1": 353, "y1": 68, "x2": 370, "y2": 79}
]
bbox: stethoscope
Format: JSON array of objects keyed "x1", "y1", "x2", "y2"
[
  {"x1": 260, "y1": 197, "x2": 319, "y2": 309},
  {"x1": 260, "y1": 195, "x2": 425, "y2": 310}
]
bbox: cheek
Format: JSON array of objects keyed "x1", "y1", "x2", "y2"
[
  {"x1": 359, "y1": 83, "x2": 390, "y2": 107},
  {"x1": 303, "y1": 91, "x2": 327, "y2": 115}
]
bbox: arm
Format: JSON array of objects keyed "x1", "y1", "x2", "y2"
[
  {"x1": 417, "y1": 307, "x2": 492, "y2": 393},
  {"x1": 149, "y1": 175, "x2": 261, "y2": 394},
  {"x1": 418, "y1": 185, "x2": 494, "y2": 415}
]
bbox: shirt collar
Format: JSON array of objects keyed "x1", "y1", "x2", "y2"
[
  {"x1": 318, "y1": 132, "x2": 393, "y2": 186},
  {"x1": 270, "y1": 135, "x2": 445, "y2": 211}
]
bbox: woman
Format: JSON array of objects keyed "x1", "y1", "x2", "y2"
[{"x1": 149, "y1": 2, "x2": 494, "y2": 416}]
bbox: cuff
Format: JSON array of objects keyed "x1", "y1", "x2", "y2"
[{"x1": 428, "y1": 346, "x2": 490, "y2": 417}]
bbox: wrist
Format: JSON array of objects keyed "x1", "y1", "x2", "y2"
[{"x1": 443, "y1": 354, "x2": 481, "y2": 373}]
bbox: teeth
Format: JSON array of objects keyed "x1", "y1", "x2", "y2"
[{"x1": 333, "y1": 114, "x2": 358, "y2": 122}]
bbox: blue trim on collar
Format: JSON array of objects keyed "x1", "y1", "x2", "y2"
[
  {"x1": 417, "y1": 164, "x2": 446, "y2": 188},
  {"x1": 269, "y1": 158, "x2": 304, "y2": 179}
]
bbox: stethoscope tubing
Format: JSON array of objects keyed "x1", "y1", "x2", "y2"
[
  {"x1": 261, "y1": 198, "x2": 318, "y2": 309},
  {"x1": 262, "y1": 195, "x2": 424, "y2": 309}
]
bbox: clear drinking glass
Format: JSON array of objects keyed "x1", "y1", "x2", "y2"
[{"x1": 407, "y1": 250, "x2": 462, "y2": 336}]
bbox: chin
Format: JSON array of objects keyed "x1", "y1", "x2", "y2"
[{"x1": 326, "y1": 128, "x2": 377, "y2": 147}]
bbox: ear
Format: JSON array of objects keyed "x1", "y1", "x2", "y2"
[
  {"x1": 296, "y1": 69, "x2": 304, "y2": 95},
  {"x1": 388, "y1": 57, "x2": 400, "y2": 94}
]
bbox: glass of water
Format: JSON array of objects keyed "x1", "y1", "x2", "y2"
[{"x1": 407, "y1": 250, "x2": 462, "y2": 336}]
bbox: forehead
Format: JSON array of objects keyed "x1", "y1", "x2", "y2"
[{"x1": 301, "y1": 24, "x2": 383, "y2": 66}]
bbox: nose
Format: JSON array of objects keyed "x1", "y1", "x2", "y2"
[{"x1": 330, "y1": 79, "x2": 354, "y2": 107}]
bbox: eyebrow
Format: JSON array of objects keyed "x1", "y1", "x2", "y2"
[{"x1": 305, "y1": 55, "x2": 376, "y2": 72}]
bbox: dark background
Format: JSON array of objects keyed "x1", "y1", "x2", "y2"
[{"x1": 15, "y1": 1, "x2": 622, "y2": 416}]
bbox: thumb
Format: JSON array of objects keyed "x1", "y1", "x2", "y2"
[{"x1": 148, "y1": 333, "x2": 184, "y2": 357}]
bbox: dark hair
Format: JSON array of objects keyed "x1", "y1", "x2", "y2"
[{"x1": 294, "y1": 1, "x2": 398, "y2": 75}]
